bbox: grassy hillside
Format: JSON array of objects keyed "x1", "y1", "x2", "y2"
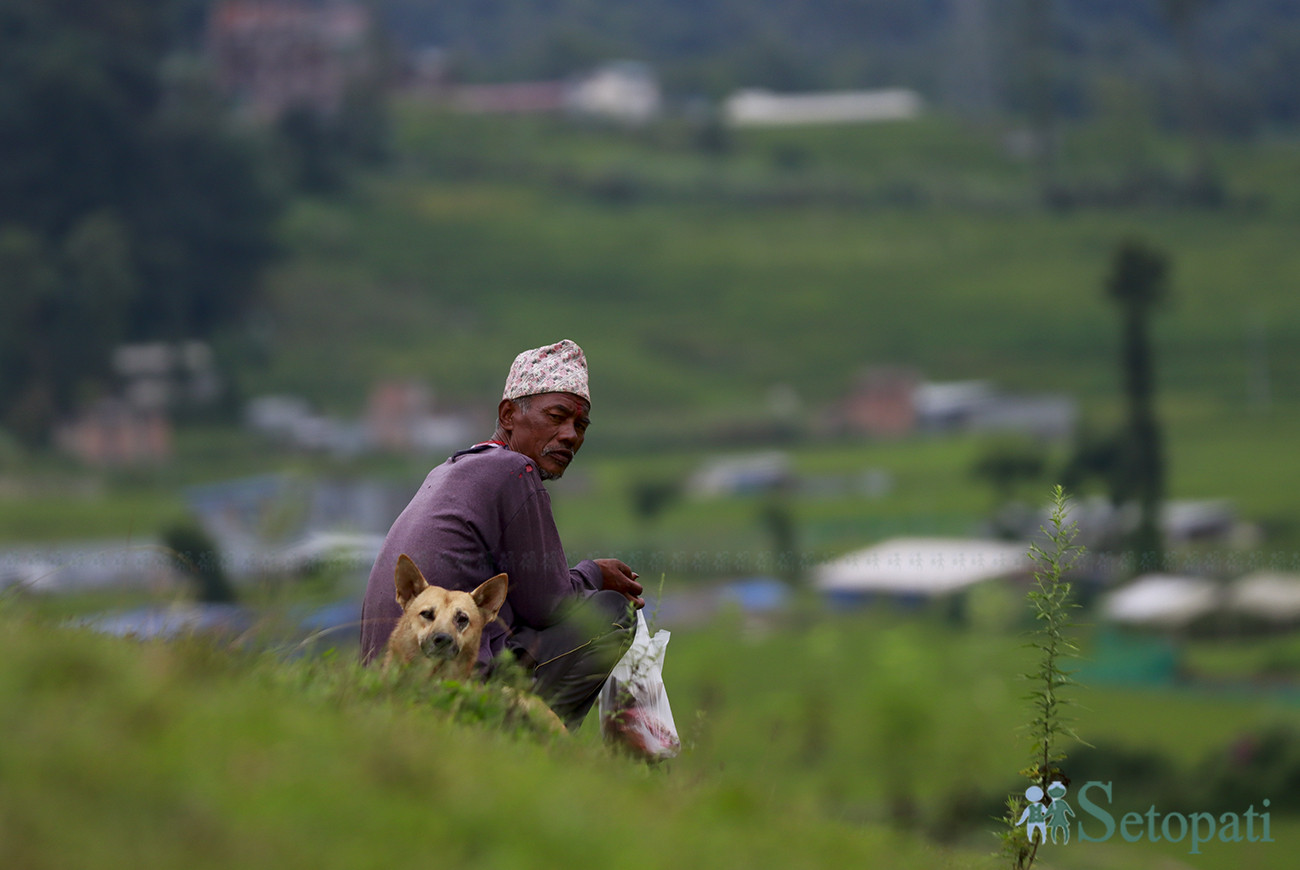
[
  {"x1": 177, "y1": 101, "x2": 1295, "y2": 563},
  {"x1": 251, "y1": 103, "x2": 1300, "y2": 428},
  {"x1": 0, "y1": 599, "x2": 978, "y2": 870},
  {"x1": 4, "y1": 591, "x2": 1297, "y2": 870}
]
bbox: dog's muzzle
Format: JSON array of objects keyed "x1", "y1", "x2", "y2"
[{"x1": 421, "y1": 632, "x2": 459, "y2": 660}]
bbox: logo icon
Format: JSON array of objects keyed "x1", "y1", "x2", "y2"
[{"x1": 1017, "y1": 780, "x2": 1075, "y2": 845}]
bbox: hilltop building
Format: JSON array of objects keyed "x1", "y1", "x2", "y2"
[
  {"x1": 441, "y1": 61, "x2": 662, "y2": 124},
  {"x1": 814, "y1": 537, "x2": 1032, "y2": 607},
  {"x1": 55, "y1": 400, "x2": 172, "y2": 467},
  {"x1": 724, "y1": 88, "x2": 923, "y2": 127},
  {"x1": 829, "y1": 370, "x2": 1078, "y2": 440},
  {"x1": 565, "y1": 61, "x2": 661, "y2": 125},
  {"x1": 208, "y1": 0, "x2": 375, "y2": 120},
  {"x1": 54, "y1": 341, "x2": 220, "y2": 467}
]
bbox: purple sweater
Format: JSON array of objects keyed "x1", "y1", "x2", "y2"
[{"x1": 359, "y1": 443, "x2": 602, "y2": 669}]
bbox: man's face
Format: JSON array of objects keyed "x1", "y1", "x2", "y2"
[{"x1": 501, "y1": 392, "x2": 590, "y2": 479}]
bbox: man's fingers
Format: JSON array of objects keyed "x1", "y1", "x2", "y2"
[
  {"x1": 595, "y1": 557, "x2": 644, "y2": 607},
  {"x1": 617, "y1": 572, "x2": 644, "y2": 608}
]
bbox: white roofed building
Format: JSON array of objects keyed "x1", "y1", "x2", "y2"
[
  {"x1": 725, "y1": 88, "x2": 923, "y2": 127},
  {"x1": 813, "y1": 537, "x2": 1031, "y2": 607},
  {"x1": 1101, "y1": 574, "x2": 1221, "y2": 629},
  {"x1": 1228, "y1": 571, "x2": 1300, "y2": 625}
]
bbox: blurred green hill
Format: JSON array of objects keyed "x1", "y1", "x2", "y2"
[
  {"x1": 249, "y1": 101, "x2": 1300, "y2": 433},
  {"x1": 4, "y1": 0, "x2": 1300, "y2": 563}
]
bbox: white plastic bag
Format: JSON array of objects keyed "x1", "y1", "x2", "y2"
[{"x1": 599, "y1": 611, "x2": 680, "y2": 761}]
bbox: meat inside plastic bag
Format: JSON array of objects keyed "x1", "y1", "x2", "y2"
[{"x1": 599, "y1": 611, "x2": 680, "y2": 761}]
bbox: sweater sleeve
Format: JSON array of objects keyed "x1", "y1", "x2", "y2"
[
  {"x1": 571, "y1": 558, "x2": 603, "y2": 592},
  {"x1": 495, "y1": 484, "x2": 594, "y2": 629}
]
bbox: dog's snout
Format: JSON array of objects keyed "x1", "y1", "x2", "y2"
[{"x1": 423, "y1": 632, "x2": 459, "y2": 659}]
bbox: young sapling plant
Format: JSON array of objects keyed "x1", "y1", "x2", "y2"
[{"x1": 999, "y1": 485, "x2": 1086, "y2": 870}]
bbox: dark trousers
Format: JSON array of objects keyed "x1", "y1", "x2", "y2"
[{"x1": 508, "y1": 591, "x2": 635, "y2": 731}]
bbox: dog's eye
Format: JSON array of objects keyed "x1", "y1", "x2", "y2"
[
  {"x1": 454, "y1": 611, "x2": 470, "y2": 631},
  {"x1": 419, "y1": 608, "x2": 436, "y2": 621}
]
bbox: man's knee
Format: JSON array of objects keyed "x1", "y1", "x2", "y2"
[
  {"x1": 556, "y1": 589, "x2": 633, "y2": 642},
  {"x1": 589, "y1": 589, "x2": 636, "y2": 630}
]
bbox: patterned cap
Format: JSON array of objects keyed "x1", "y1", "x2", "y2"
[{"x1": 501, "y1": 339, "x2": 590, "y2": 403}]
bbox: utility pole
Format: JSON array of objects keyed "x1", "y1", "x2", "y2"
[{"x1": 1106, "y1": 240, "x2": 1171, "y2": 573}]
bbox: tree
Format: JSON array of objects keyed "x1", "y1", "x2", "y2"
[
  {"x1": 1105, "y1": 239, "x2": 1171, "y2": 572},
  {"x1": 162, "y1": 519, "x2": 236, "y2": 604},
  {"x1": 972, "y1": 437, "x2": 1048, "y2": 504},
  {"x1": 0, "y1": 226, "x2": 60, "y2": 443},
  {"x1": 0, "y1": 0, "x2": 282, "y2": 441}
]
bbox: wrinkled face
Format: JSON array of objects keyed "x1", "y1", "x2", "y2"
[
  {"x1": 500, "y1": 392, "x2": 590, "y2": 480},
  {"x1": 386, "y1": 555, "x2": 508, "y2": 678}
]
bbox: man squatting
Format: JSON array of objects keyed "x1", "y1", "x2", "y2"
[{"x1": 359, "y1": 339, "x2": 644, "y2": 731}]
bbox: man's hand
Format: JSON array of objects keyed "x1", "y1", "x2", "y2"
[{"x1": 594, "y1": 558, "x2": 644, "y2": 609}]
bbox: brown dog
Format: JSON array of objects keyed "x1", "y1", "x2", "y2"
[{"x1": 382, "y1": 554, "x2": 565, "y2": 733}]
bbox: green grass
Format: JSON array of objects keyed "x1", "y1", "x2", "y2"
[
  {"x1": 0, "y1": 488, "x2": 186, "y2": 545},
  {"x1": 3, "y1": 591, "x2": 1296, "y2": 870},
  {"x1": 0, "y1": 600, "x2": 987, "y2": 870}
]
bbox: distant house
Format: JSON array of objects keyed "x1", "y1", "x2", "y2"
[
  {"x1": 246, "y1": 384, "x2": 475, "y2": 458},
  {"x1": 53, "y1": 340, "x2": 223, "y2": 466},
  {"x1": 451, "y1": 81, "x2": 569, "y2": 115},
  {"x1": 1101, "y1": 574, "x2": 1221, "y2": 629},
  {"x1": 832, "y1": 373, "x2": 1078, "y2": 441},
  {"x1": 364, "y1": 380, "x2": 432, "y2": 453},
  {"x1": 112, "y1": 341, "x2": 221, "y2": 411},
  {"x1": 724, "y1": 88, "x2": 923, "y2": 127},
  {"x1": 565, "y1": 61, "x2": 661, "y2": 124},
  {"x1": 55, "y1": 399, "x2": 172, "y2": 467},
  {"x1": 915, "y1": 380, "x2": 1077, "y2": 439},
  {"x1": 244, "y1": 394, "x2": 365, "y2": 457},
  {"x1": 363, "y1": 380, "x2": 474, "y2": 454},
  {"x1": 208, "y1": 0, "x2": 374, "y2": 120},
  {"x1": 1101, "y1": 570, "x2": 1300, "y2": 631},
  {"x1": 813, "y1": 537, "x2": 1031, "y2": 605},
  {"x1": 965, "y1": 395, "x2": 1078, "y2": 439},
  {"x1": 1229, "y1": 571, "x2": 1300, "y2": 625},
  {"x1": 912, "y1": 380, "x2": 996, "y2": 430},
  {"x1": 835, "y1": 367, "x2": 921, "y2": 438},
  {"x1": 687, "y1": 452, "x2": 793, "y2": 498},
  {"x1": 447, "y1": 61, "x2": 662, "y2": 124},
  {"x1": 1161, "y1": 500, "x2": 1240, "y2": 544}
]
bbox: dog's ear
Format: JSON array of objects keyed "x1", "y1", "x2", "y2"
[
  {"x1": 471, "y1": 573, "x2": 508, "y2": 622},
  {"x1": 393, "y1": 554, "x2": 429, "y2": 610}
]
